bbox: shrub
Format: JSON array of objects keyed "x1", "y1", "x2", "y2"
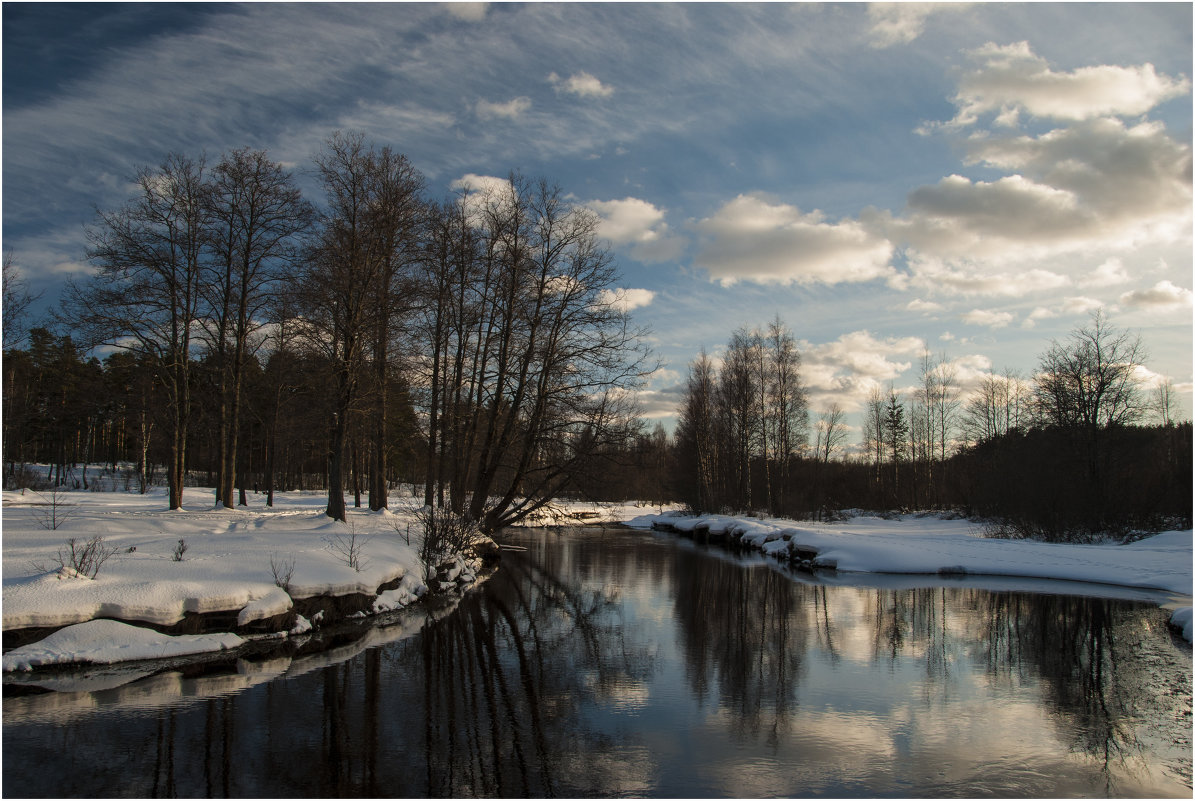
[
  {"x1": 270, "y1": 553, "x2": 296, "y2": 592},
  {"x1": 53, "y1": 536, "x2": 119, "y2": 579},
  {"x1": 414, "y1": 505, "x2": 478, "y2": 583}
]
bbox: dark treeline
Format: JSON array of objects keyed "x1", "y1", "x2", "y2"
[
  {"x1": 674, "y1": 311, "x2": 1191, "y2": 541},
  {"x1": 1, "y1": 133, "x2": 655, "y2": 533}
]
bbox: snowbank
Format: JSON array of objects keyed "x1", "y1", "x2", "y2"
[
  {"x1": 3, "y1": 619, "x2": 243, "y2": 671},
  {"x1": 640, "y1": 511, "x2": 1193, "y2": 641},
  {"x1": 1, "y1": 487, "x2": 475, "y2": 667}
]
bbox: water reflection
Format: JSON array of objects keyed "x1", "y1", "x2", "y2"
[{"x1": 3, "y1": 527, "x2": 1190, "y2": 798}]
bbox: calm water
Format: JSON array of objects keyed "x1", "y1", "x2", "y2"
[{"x1": 3, "y1": 526, "x2": 1191, "y2": 797}]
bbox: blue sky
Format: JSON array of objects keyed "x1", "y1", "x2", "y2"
[{"x1": 4, "y1": 2, "x2": 1192, "y2": 437}]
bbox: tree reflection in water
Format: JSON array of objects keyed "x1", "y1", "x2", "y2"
[
  {"x1": 2, "y1": 527, "x2": 1189, "y2": 798},
  {"x1": 421, "y1": 546, "x2": 655, "y2": 797}
]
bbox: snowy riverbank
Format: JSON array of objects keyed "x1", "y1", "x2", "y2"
[
  {"x1": 3, "y1": 487, "x2": 450, "y2": 670},
  {"x1": 4, "y1": 486, "x2": 1189, "y2": 672},
  {"x1": 628, "y1": 510, "x2": 1193, "y2": 641},
  {"x1": 1, "y1": 485, "x2": 669, "y2": 671}
]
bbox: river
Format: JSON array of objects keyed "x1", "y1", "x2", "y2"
[{"x1": 3, "y1": 525, "x2": 1191, "y2": 797}]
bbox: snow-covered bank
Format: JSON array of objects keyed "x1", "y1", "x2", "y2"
[
  {"x1": 2, "y1": 487, "x2": 486, "y2": 669},
  {"x1": 631, "y1": 510, "x2": 1193, "y2": 641}
]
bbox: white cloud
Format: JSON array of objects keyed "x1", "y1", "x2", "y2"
[
  {"x1": 449, "y1": 173, "x2": 513, "y2": 195},
  {"x1": 866, "y1": 3, "x2": 963, "y2": 48},
  {"x1": 885, "y1": 116, "x2": 1192, "y2": 290},
  {"x1": 1022, "y1": 296, "x2": 1104, "y2": 328},
  {"x1": 948, "y1": 41, "x2": 1190, "y2": 126},
  {"x1": 1087, "y1": 258, "x2": 1131, "y2": 288},
  {"x1": 475, "y1": 96, "x2": 531, "y2": 120},
  {"x1": 1119, "y1": 280, "x2": 1193, "y2": 310},
  {"x1": 549, "y1": 71, "x2": 614, "y2": 98},
  {"x1": 800, "y1": 329, "x2": 926, "y2": 412},
  {"x1": 898, "y1": 255, "x2": 1070, "y2": 297},
  {"x1": 906, "y1": 298, "x2": 943, "y2": 314},
  {"x1": 598, "y1": 287, "x2": 656, "y2": 313},
  {"x1": 443, "y1": 2, "x2": 489, "y2": 22},
  {"x1": 961, "y1": 309, "x2": 1014, "y2": 328},
  {"x1": 587, "y1": 197, "x2": 685, "y2": 262},
  {"x1": 695, "y1": 194, "x2": 894, "y2": 286}
]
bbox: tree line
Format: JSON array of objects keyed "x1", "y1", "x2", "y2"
[
  {"x1": 2, "y1": 133, "x2": 654, "y2": 534},
  {"x1": 673, "y1": 310, "x2": 1191, "y2": 541}
]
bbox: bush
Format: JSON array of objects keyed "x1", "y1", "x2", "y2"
[
  {"x1": 414, "y1": 505, "x2": 478, "y2": 583},
  {"x1": 53, "y1": 536, "x2": 119, "y2": 579}
]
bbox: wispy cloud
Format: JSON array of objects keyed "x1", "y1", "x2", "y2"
[
  {"x1": 961, "y1": 309, "x2": 1014, "y2": 329},
  {"x1": 866, "y1": 3, "x2": 966, "y2": 48},
  {"x1": 475, "y1": 96, "x2": 532, "y2": 120}
]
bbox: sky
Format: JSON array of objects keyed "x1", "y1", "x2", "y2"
[{"x1": 3, "y1": 2, "x2": 1192, "y2": 440}]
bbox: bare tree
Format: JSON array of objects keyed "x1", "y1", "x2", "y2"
[
  {"x1": 65, "y1": 153, "x2": 209, "y2": 509},
  {"x1": 1032, "y1": 310, "x2": 1149, "y2": 530},
  {"x1": 422, "y1": 174, "x2": 653, "y2": 533},
  {"x1": 764, "y1": 317, "x2": 807, "y2": 514},
  {"x1": 961, "y1": 369, "x2": 1028, "y2": 444},
  {"x1": 202, "y1": 147, "x2": 311, "y2": 508},
  {"x1": 675, "y1": 349, "x2": 719, "y2": 512},
  {"x1": 1033, "y1": 310, "x2": 1147, "y2": 431},
  {"x1": 815, "y1": 403, "x2": 848, "y2": 464},
  {"x1": 293, "y1": 132, "x2": 412, "y2": 521},
  {"x1": 3, "y1": 251, "x2": 41, "y2": 349},
  {"x1": 1154, "y1": 377, "x2": 1178, "y2": 426}
]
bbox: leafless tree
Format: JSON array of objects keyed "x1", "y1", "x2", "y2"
[
  {"x1": 675, "y1": 349, "x2": 719, "y2": 512},
  {"x1": 201, "y1": 148, "x2": 311, "y2": 508},
  {"x1": 292, "y1": 132, "x2": 424, "y2": 521},
  {"x1": 65, "y1": 153, "x2": 209, "y2": 509},
  {"x1": 1033, "y1": 310, "x2": 1147, "y2": 431},
  {"x1": 3, "y1": 250, "x2": 41, "y2": 348},
  {"x1": 422, "y1": 175, "x2": 653, "y2": 533},
  {"x1": 1153, "y1": 377, "x2": 1178, "y2": 426},
  {"x1": 961, "y1": 369, "x2": 1028, "y2": 444},
  {"x1": 815, "y1": 403, "x2": 848, "y2": 464}
]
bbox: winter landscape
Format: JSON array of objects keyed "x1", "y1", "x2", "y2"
[
  {"x1": 3, "y1": 2, "x2": 1192, "y2": 798},
  {"x1": 3, "y1": 481, "x2": 1190, "y2": 674}
]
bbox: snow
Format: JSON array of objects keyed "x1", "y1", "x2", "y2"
[
  {"x1": 2, "y1": 485, "x2": 461, "y2": 668},
  {"x1": 2, "y1": 618, "x2": 243, "y2": 671},
  {"x1": 4, "y1": 482, "x2": 1188, "y2": 673},
  {"x1": 641, "y1": 510, "x2": 1193, "y2": 641}
]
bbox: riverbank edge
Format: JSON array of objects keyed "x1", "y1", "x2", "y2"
[
  {"x1": 644, "y1": 512, "x2": 1194, "y2": 642},
  {"x1": 1, "y1": 542, "x2": 502, "y2": 672}
]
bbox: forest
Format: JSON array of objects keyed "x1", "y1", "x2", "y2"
[{"x1": 2, "y1": 134, "x2": 1190, "y2": 542}]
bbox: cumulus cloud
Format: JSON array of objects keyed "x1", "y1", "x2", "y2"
[
  {"x1": 694, "y1": 194, "x2": 894, "y2": 286},
  {"x1": 799, "y1": 330, "x2": 925, "y2": 411},
  {"x1": 549, "y1": 71, "x2": 614, "y2": 98},
  {"x1": 475, "y1": 96, "x2": 531, "y2": 120},
  {"x1": 1119, "y1": 280, "x2": 1193, "y2": 310},
  {"x1": 598, "y1": 287, "x2": 656, "y2": 313},
  {"x1": 449, "y1": 173, "x2": 512, "y2": 195},
  {"x1": 587, "y1": 197, "x2": 685, "y2": 262},
  {"x1": 961, "y1": 309, "x2": 1014, "y2": 328},
  {"x1": 888, "y1": 116, "x2": 1191, "y2": 288},
  {"x1": 947, "y1": 41, "x2": 1190, "y2": 126}
]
